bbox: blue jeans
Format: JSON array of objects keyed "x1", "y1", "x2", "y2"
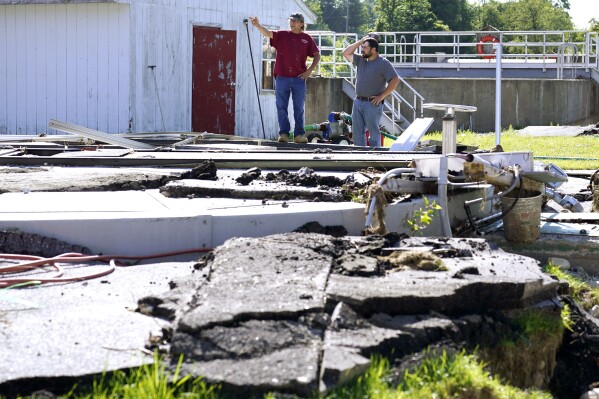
[
  {"x1": 275, "y1": 76, "x2": 306, "y2": 137},
  {"x1": 352, "y1": 99, "x2": 383, "y2": 147}
]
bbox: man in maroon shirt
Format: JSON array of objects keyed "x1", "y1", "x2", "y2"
[{"x1": 249, "y1": 13, "x2": 320, "y2": 143}]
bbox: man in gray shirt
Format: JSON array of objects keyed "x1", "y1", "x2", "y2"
[{"x1": 342, "y1": 36, "x2": 399, "y2": 147}]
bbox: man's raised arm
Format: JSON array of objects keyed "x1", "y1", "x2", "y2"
[
  {"x1": 342, "y1": 36, "x2": 367, "y2": 62},
  {"x1": 249, "y1": 16, "x2": 273, "y2": 39}
]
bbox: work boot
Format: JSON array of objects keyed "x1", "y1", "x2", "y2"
[
  {"x1": 278, "y1": 134, "x2": 289, "y2": 143},
  {"x1": 294, "y1": 134, "x2": 308, "y2": 144}
]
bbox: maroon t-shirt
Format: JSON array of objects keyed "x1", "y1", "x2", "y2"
[{"x1": 270, "y1": 31, "x2": 319, "y2": 78}]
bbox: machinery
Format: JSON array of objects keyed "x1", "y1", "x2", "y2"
[{"x1": 304, "y1": 112, "x2": 353, "y2": 145}]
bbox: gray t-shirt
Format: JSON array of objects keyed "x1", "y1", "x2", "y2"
[{"x1": 353, "y1": 55, "x2": 398, "y2": 98}]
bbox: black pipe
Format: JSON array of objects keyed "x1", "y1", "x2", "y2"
[
  {"x1": 463, "y1": 177, "x2": 523, "y2": 235},
  {"x1": 243, "y1": 19, "x2": 266, "y2": 140}
]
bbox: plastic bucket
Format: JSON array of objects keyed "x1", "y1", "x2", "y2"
[{"x1": 500, "y1": 190, "x2": 543, "y2": 243}]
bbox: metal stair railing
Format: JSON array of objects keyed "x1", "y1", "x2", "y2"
[
  {"x1": 344, "y1": 61, "x2": 424, "y2": 134},
  {"x1": 341, "y1": 47, "x2": 425, "y2": 135},
  {"x1": 308, "y1": 31, "x2": 426, "y2": 135},
  {"x1": 589, "y1": 32, "x2": 599, "y2": 84}
]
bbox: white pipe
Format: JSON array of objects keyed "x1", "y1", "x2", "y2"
[
  {"x1": 438, "y1": 156, "x2": 452, "y2": 237},
  {"x1": 365, "y1": 168, "x2": 416, "y2": 228},
  {"x1": 465, "y1": 153, "x2": 494, "y2": 169},
  {"x1": 495, "y1": 41, "x2": 502, "y2": 147},
  {"x1": 544, "y1": 187, "x2": 584, "y2": 212}
]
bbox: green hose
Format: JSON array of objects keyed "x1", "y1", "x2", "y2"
[
  {"x1": 304, "y1": 123, "x2": 327, "y2": 132},
  {"x1": 535, "y1": 156, "x2": 599, "y2": 161}
]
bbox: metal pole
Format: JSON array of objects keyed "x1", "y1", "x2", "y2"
[
  {"x1": 495, "y1": 41, "x2": 502, "y2": 147},
  {"x1": 243, "y1": 19, "x2": 267, "y2": 139},
  {"x1": 441, "y1": 108, "x2": 456, "y2": 155},
  {"x1": 345, "y1": 0, "x2": 349, "y2": 33}
]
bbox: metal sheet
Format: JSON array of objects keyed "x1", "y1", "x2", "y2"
[
  {"x1": 540, "y1": 221, "x2": 599, "y2": 236},
  {"x1": 0, "y1": 150, "x2": 422, "y2": 170},
  {"x1": 49, "y1": 120, "x2": 154, "y2": 150},
  {"x1": 55, "y1": 149, "x2": 133, "y2": 158}
]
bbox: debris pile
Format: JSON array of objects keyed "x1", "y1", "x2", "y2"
[{"x1": 139, "y1": 233, "x2": 563, "y2": 397}]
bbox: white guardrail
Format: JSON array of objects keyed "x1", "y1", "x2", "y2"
[
  {"x1": 308, "y1": 31, "x2": 424, "y2": 131},
  {"x1": 307, "y1": 30, "x2": 599, "y2": 134},
  {"x1": 309, "y1": 30, "x2": 599, "y2": 74}
]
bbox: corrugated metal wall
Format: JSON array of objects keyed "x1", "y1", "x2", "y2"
[
  {"x1": 0, "y1": 3, "x2": 130, "y2": 134},
  {"x1": 0, "y1": 0, "x2": 311, "y2": 137}
]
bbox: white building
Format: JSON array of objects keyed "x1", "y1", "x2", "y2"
[{"x1": 0, "y1": 0, "x2": 315, "y2": 138}]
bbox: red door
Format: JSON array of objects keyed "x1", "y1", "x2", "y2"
[{"x1": 192, "y1": 27, "x2": 237, "y2": 134}]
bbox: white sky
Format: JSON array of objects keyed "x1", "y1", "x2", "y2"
[{"x1": 568, "y1": 0, "x2": 597, "y2": 29}]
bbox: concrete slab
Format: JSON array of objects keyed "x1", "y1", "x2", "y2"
[
  {"x1": 0, "y1": 185, "x2": 494, "y2": 257},
  {"x1": 488, "y1": 231, "x2": 599, "y2": 275},
  {"x1": 516, "y1": 125, "x2": 586, "y2": 137},
  {"x1": 0, "y1": 258, "x2": 198, "y2": 395},
  {"x1": 0, "y1": 166, "x2": 178, "y2": 193}
]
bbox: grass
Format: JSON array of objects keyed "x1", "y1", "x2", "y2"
[
  {"x1": 52, "y1": 353, "x2": 221, "y2": 399},
  {"x1": 14, "y1": 349, "x2": 553, "y2": 399},
  {"x1": 510, "y1": 308, "x2": 564, "y2": 340},
  {"x1": 326, "y1": 350, "x2": 551, "y2": 399},
  {"x1": 544, "y1": 262, "x2": 599, "y2": 310},
  {"x1": 423, "y1": 127, "x2": 599, "y2": 170}
]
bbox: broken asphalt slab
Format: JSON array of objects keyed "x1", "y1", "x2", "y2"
[
  {"x1": 0, "y1": 232, "x2": 560, "y2": 397},
  {"x1": 0, "y1": 164, "x2": 368, "y2": 204},
  {"x1": 138, "y1": 233, "x2": 558, "y2": 397}
]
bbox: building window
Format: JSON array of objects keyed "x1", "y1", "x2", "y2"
[{"x1": 261, "y1": 28, "x2": 277, "y2": 91}]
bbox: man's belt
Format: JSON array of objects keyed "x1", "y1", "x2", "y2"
[{"x1": 355, "y1": 96, "x2": 374, "y2": 101}]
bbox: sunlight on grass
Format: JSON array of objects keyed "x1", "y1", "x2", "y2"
[
  {"x1": 544, "y1": 262, "x2": 599, "y2": 311},
  {"x1": 325, "y1": 350, "x2": 552, "y2": 399},
  {"x1": 424, "y1": 128, "x2": 599, "y2": 170},
  {"x1": 61, "y1": 353, "x2": 220, "y2": 399},
  {"x1": 9, "y1": 350, "x2": 556, "y2": 399}
]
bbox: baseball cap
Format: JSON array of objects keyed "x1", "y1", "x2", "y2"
[
  {"x1": 289, "y1": 13, "x2": 304, "y2": 23},
  {"x1": 367, "y1": 32, "x2": 381, "y2": 42}
]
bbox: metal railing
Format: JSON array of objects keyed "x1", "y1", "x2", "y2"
[
  {"x1": 308, "y1": 31, "x2": 425, "y2": 134},
  {"x1": 310, "y1": 30, "x2": 599, "y2": 74},
  {"x1": 308, "y1": 31, "x2": 357, "y2": 79},
  {"x1": 358, "y1": 30, "x2": 599, "y2": 73},
  {"x1": 307, "y1": 29, "x2": 599, "y2": 132}
]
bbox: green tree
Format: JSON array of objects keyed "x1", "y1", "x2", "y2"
[
  {"x1": 374, "y1": 0, "x2": 448, "y2": 32},
  {"x1": 474, "y1": 0, "x2": 573, "y2": 31},
  {"x1": 320, "y1": 0, "x2": 370, "y2": 33},
  {"x1": 429, "y1": 0, "x2": 476, "y2": 31},
  {"x1": 359, "y1": 0, "x2": 378, "y2": 33},
  {"x1": 502, "y1": 0, "x2": 573, "y2": 31},
  {"x1": 553, "y1": 0, "x2": 570, "y2": 9},
  {"x1": 304, "y1": 0, "x2": 330, "y2": 31},
  {"x1": 474, "y1": 0, "x2": 504, "y2": 30}
]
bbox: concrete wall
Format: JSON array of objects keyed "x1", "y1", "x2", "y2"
[
  {"x1": 399, "y1": 78, "x2": 599, "y2": 132},
  {"x1": 307, "y1": 77, "x2": 599, "y2": 133},
  {"x1": 305, "y1": 78, "x2": 353, "y2": 125}
]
